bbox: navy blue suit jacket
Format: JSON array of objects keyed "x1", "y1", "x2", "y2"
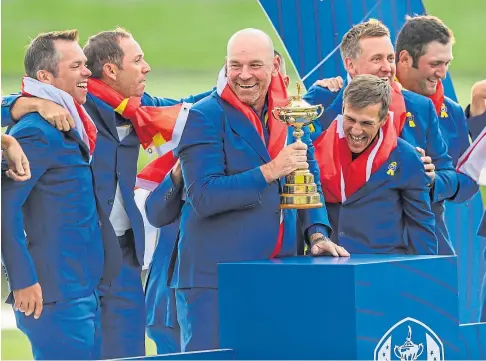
[
  {"x1": 327, "y1": 138, "x2": 438, "y2": 255},
  {"x1": 171, "y1": 92, "x2": 331, "y2": 288},
  {"x1": 83, "y1": 91, "x2": 211, "y2": 265},
  {"x1": 1, "y1": 113, "x2": 120, "y2": 303},
  {"x1": 305, "y1": 85, "x2": 458, "y2": 254},
  {"x1": 2, "y1": 90, "x2": 212, "y2": 267}
]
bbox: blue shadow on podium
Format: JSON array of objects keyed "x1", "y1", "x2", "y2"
[
  {"x1": 219, "y1": 255, "x2": 466, "y2": 360},
  {"x1": 459, "y1": 322, "x2": 486, "y2": 359},
  {"x1": 119, "y1": 349, "x2": 234, "y2": 360}
]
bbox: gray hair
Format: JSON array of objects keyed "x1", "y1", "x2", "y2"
[
  {"x1": 340, "y1": 19, "x2": 390, "y2": 61},
  {"x1": 24, "y1": 29, "x2": 79, "y2": 79},
  {"x1": 343, "y1": 74, "x2": 391, "y2": 121},
  {"x1": 83, "y1": 27, "x2": 132, "y2": 79}
]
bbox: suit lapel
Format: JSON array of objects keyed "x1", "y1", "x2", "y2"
[
  {"x1": 87, "y1": 94, "x2": 119, "y2": 141},
  {"x1": 65, "y1": 129, "x2": 90, "y2": 161},
  {"x1": 344, "y1": 148, "x2": 401, "y2": 205},
  {"x1": 219, "y1": 98, "x2": 271, "y2": 163},
  {"x1": 120, "y1": 128, "x2": 140, "y2": 147}
]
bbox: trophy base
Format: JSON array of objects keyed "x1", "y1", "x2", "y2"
[
  {"x1": 280, "y1": 169, "x2": 323, "y2": 209},
  {"x1": 280, "y1": 202, "x2": 323, "y2": 209},
  {"x1": 280, "y1": 193, "x2": 323, "y2": 209}
]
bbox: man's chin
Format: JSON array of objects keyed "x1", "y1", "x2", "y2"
[
  {"x1": 236, "y1": 94, "x2": 257, "y2": 106},
  {"x1": 74, "y1": 95, "x2": 87, "y2": 105},
  {"x1": 346, "y1": 142, "x2": 365, "y2": 154}
]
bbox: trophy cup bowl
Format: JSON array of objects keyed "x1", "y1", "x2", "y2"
[{"x1": 272, "y1": 83, "x2": 324, "y2": 209}]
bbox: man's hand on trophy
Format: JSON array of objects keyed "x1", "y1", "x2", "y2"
[
  {"x1": 260, "y1": 142, "x2": 308, "y2": 183},
  {"x1": 309, "y1": 233, "x2": 350, "y2": 257},
  {"x1": 313, "y1": 76, "x2": 344, "y2": 92}
]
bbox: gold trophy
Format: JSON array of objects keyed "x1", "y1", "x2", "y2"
[{"x1": 272, "y1": 83, "x2": 324, "y2": 209}]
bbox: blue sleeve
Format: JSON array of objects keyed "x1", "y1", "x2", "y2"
[
  {"x1": 423, "y1": 100, "x2": 458, "y2": 203},
  {"x1": 448, "y1": 105, "x2": 479, "y2": 203},
  {"x1": 304, "y1": 85, "x2": 339, "y2": 109},
  {"x1": 467, "y1": 111, "x2": 486, "y2": 141},
  {"x1": 304, "y1": 86, "x2": 343, "y2": 141},
  {"x1": 144, "y1": 89, "x2": 214, "y2": 107},
  {"x1": 1, "y1": 94, "x2": 21, "y2": 127},
  {"x1": 401, "y1": 155, "x2": 438, "y2": 255},
  {"x1": 1, "y1": 125, "x2": 51, "y2": 290},
  {"x1": 305, "y1": 225, "x2": 329, "y2": 240},
  {"x1": 298, "y1": 126, "x2": 332, "y2": 240},
  {"x1": 174, "y1": 107, "x2": 269, "y2": 218},
  {"x1": 145, "y1": 172, "x2": 184, "y2": 228}
]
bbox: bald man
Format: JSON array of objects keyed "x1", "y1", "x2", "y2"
[{"x1": 170, "y1": 28, "x2": 347, "y2": 351}]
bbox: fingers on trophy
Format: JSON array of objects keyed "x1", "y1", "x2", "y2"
[{"x1": 272, "y1": 82, "x2": 324, "y2": 209}]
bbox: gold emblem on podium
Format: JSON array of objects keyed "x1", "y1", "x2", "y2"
[{"x1": 272, "y1": 83, "x2": 324, "y2": 209}]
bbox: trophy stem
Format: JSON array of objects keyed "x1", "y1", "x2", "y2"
[{"x1": 293, "y1": 125, "x2": 305, "y2": 142}]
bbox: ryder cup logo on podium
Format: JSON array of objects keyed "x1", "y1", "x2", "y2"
[{"x1": 374, "y1": 317, "x2": 444, "y2": 361}]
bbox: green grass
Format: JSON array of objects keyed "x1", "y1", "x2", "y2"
[
  {"x1": 1, "y1": 0, "x2": 284, "y2": 75},
  {"x1": 1, "y1": 329, "x2": 157, "y2": 360}
]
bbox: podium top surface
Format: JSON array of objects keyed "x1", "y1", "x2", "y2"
[{"x1": 220, "y1": 254, "x2": 454, "y2": 267}]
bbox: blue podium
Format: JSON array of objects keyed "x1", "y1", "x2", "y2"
[
  {"x1": 124, "y1": 255, "x2": 484, "y2": 360},
  {"x1": 219, "y1": 255, "x2": 463, "y2": 360}
]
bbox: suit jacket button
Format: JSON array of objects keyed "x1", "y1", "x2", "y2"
[
  {"x1": 339, "y1": 232, "x2": 345, "y2": 237},
  {"x1": 108, "y1": 199, "x2": 114, "y2": 205}
]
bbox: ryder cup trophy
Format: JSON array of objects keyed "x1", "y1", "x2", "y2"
[{"x1": 272, "y1": 82, "x2": 324, "y2": 209}]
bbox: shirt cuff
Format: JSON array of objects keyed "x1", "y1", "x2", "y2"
[{"x1": 305, "y1": 224, "x2": 329, "y2": 241}]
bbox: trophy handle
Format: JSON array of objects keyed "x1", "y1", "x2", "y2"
[
  {"x1": 271, "y1": 108, "x2": 281, "y2": 121},
  {"x1": 416, "y1": 344, "x2": 424, "y2": 358},
  {"x1": 393, "y1": 346, "x2": 401, "y2": 360},
  {"x1": 316, "y1": 104, "x2": 324, "y2": 118}
]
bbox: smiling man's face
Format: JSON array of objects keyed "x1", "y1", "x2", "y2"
[{"x1": 226, "y1": 32, "x2": 278, "y2": 109}]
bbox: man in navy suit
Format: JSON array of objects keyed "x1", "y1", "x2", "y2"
[
  {"x1": 171, "y1": 28, "x2": 348, "y2": 352},
  {"x1": 2, "y1": 27, "x2": 211, "y2": 359},
  {"x1": 143, "y1": 49, "x2": 290, "y2": 355},
  {"x1": 304, "y1": 20, "x2": 458, "y2": 255},
  {"x1": 1, "y1": 30, "x2": 120, "y2": 360},
  {"x1": 315, "y1": 74, "x2": 437, "y2": 254}
]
